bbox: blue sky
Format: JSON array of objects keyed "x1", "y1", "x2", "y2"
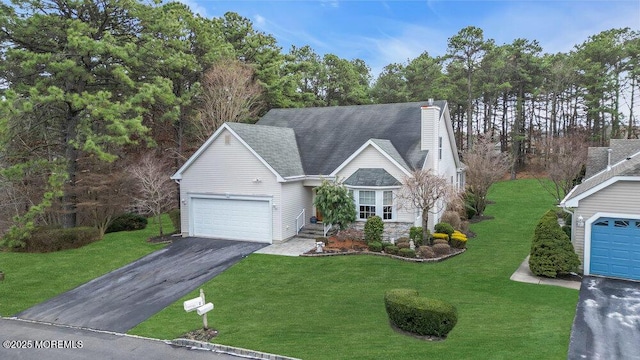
[{"x1": 184, "y1": 1, "x2": 640, "y2": 76}]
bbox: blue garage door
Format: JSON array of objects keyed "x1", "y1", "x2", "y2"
[{"x1": 591, "y1": 218, "x2": 640, "y2": 281}]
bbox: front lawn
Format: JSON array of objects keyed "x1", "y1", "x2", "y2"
[
  {"x1": 130, "y1": 179, "x2": 580, "y2": 359},
  {"x1": 0, "y1": 217, "x2": 170, "y2": 316}
]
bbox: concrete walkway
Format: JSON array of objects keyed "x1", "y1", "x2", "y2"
[
  {"x1": 510, "y1": 255, "x2": 581, "y2": 290},
  {"x1": 254, "y1": 237, "x2": 315, "y2": 256}
]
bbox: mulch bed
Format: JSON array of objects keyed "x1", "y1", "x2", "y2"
[
  {"x1": 180, "y1": 328, "x2": 218, "y2": 342},
  {"x1": 302, "y1": 236, "x2": 466, "y2": 263}
]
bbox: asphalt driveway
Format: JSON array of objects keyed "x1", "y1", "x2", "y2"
[
  {"x1": 568, "y1": 276, "x2": 640, "y2": 360},
  {"x1": 16, "y1": 238, "x2": 266, "y2": 333}
]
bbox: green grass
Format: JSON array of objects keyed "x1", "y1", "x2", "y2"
[
  {"x1": 130, "y1": 179, "x2": 580, "y2": 360},
  {"x1": 0, "y1": 216, "x2": 171, "y2": 316}
]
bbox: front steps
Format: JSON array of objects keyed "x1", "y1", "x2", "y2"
[{"x1": 296, "y1": 223, "x2": 327, "y2": 239}]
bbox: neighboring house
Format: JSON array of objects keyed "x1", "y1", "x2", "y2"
[
  {"x1": 171, "y1": 101, "x2": 465, "y2": 244},
  {"x1": 560, "y1": 139, "x2": 640, "y2": 281}
]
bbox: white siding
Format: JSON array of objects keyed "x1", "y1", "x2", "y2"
[
  {"x1": 178, "y1": 129, "x2": 284, "y2": 241},
  {"x1": 335, "y1": 145, "x2": 415, "y2": 224},
  {"x1": 574, "y1": 181, "x2": 640, "y2": 268},
  {"x1": 280, "y1": 181, "x2": 313, "y2": 240}
]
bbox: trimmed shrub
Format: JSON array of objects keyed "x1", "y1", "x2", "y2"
[
  {"x1": 433, "y1": 239, "x2": 449, "y2": 245},
  {"x1": 168, "y1": 208, "x2": 180, "y2": 233},
  {"x1": 410, "y1": 226, "x2": 426, "y2": 246},
  {"x1": 21, "y1": 227, "x2": 102, "y2": 253},
  {"x1": 417, "y1": 246, "x2": 435, "y2": 259},
  {"x1": 397, "y1": 242, "x2": 410, "y2": 249},
  {"x1": 106, "y1": 213, "x2": 148, "y2": 233},
  {"x1": 440, "y1": 211, "x2": 462, "y2": 231},
  {"x1": 529, "y1": 210, "x2": 581, "y2": 278},
  {"x1": 368, "y1": 241, "x2": 383, "y2": 252},
  {"x1": 434, "y1": 222, "x2": 454, "y2": 237},
  {"x1": 385, "y1": 245, "x2": 399, "y2": 255},
  {"x1": 562, "y1": 225, "x2": 572, "y2": 238},
  {"x1": 398, "y1": 248, "x2": 416, "y2": 258},
  {"x1": 396, "y1": 237, "x2": 410, "y2": 244},
  {"x1": 450, "y1": 232, "x2": 468, "y2": 249},
  {"x1": 433, "y1": 233, "x2": 449, "y2": 240},
  {"x1": 364, "y1": 215, "x2": 384, "y2": 244},
  {"x1": 381, "y1": 241, "x2": 394, "y2": 250},
  {"x1": 384, "y1": 289, "x2": 457, "y2": 338},
  {"x1": 433, "y1": 243, "x2": 451, "y2": 256}
]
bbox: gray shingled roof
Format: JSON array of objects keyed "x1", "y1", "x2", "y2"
[
  {"x1": 227, "y1": 122, "x2": 304, "y2": 178},
  {"x1": 564, "y1": 142, "x2": 640, "y2": 203},
  {"x1": 343, "y1": 168, "x2": 401, "y2": 187},
  {"x1": 585, "y1": 139, "x2": 640, "y2": 178},
  {"x1": 256, "y1": 101, "x2": 442, "y2": 174},
  {"x1": 370, "y1": 139, "x2": 411, "y2": 171}
]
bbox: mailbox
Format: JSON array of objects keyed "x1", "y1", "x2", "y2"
[
  {"x1": 196, "y1": 302, "x2": 214, "y2": 316},
  {"x1": 183, "y1": 297, "x2": 204, "y2": 312}
]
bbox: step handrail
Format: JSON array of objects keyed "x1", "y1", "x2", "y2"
[{"x1": 295, "y1": 209, "x2": 305, "y2": 235}]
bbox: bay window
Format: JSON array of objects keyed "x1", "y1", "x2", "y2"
[{"x1": 352, "y1": 189, "x2": 396, "y2": 220}]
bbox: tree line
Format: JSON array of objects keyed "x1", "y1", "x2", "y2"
[{"x1": 0, "y1": 0, "x2": 637, "y2": 239}]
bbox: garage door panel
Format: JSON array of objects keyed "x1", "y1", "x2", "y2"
[
  {"x1": 191, "y1": 197, "x2": 271, "y2": 243},
  {"x1": 590, "y1": 217, "x2": 640, "y2": 281}
]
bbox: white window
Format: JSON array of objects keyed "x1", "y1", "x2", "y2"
[
  {"x1": 354, "y1": 189, "x2": 395, "y2": 220},
  {"x1": 358, "y1": 191, "x2": 376, "y2": 219},
  {"x1": 383, "y1": 191, "x2": 393, "y2": 220}
]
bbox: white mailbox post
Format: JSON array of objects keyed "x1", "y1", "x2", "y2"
[{"x1": 183, "y1": 289, "x2": 214, "y2": 329}]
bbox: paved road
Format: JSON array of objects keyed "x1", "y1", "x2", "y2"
[
  {"x1": 0, "y1": 317, "x2": 240, "y2": 360},
  {"x1": 568, "y1": 276, "x2": 640, "y2": 360},
  {"x1": 16, "y1": 238, "x2": 266, "y2": 332}
]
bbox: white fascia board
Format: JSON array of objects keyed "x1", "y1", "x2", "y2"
[
  {"x1": 563, "y1": 176, "x2": 640, "y2": 208},
  {"x1": 330, "y1": 139, "x2": 411, "y2": 177},
  {"x1": 171, "y1": 124, "x2": 230, "y2": 180}
]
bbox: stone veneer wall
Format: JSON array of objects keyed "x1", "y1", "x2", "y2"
[{"x1": 350, "y1": 222, "x2": 413, "y2": 242}]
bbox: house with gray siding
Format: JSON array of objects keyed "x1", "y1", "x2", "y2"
[
  {"x1": 560, "y1": 139, "x2": 640, "y2": 281},
  {"x1": 171, "y1": 101, "x2": 465, "y2": 244}
]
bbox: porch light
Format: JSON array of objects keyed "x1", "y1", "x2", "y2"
[{"x1": 577, "y1": 215, "x2": 585, "y2": 227}]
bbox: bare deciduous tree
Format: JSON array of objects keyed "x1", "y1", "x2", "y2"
[
  {"x1": 128, "y1": 154, "x2": 177, "y2": 237},
  {"x1": 75, "y1": 162, "x2": 133, "y2": 237},
  {"x1": 197, "y1": 59, "x2": 265, "y2": 142},
  {"x1": 396, "y1": 169, "x2": 458, "y2": 241},
  {"x1": 539, "y1": 132, "x2": 588, "y2": 203},
  {"x1": 464, "y1": 134, "x2": 511, "y2": 216}
]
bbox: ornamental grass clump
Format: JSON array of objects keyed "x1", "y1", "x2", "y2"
[{"x1": 384, "y1": 289, "x2": 457, "y2": 338}]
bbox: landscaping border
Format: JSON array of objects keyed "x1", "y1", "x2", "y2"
[{"x1": 300, "y1": 248, "x2": 466, "y2": 262}]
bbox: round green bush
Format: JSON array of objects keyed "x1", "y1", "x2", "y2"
[
  {"x1": 364, "y1": 215, "x2": 384, "y2": 244},
  {"x1": 397, "y1": 242, "x2": 410, "y2": 249},
  {"x1": 409, "y1": 226, "x2": 426, "y2": 246},
  {"x1": 398, "y1": 248, "x2": 416, "y2": 258},
  {"x1": 368, "y1": 241, "x2": 383, "y2": 252},
  {"x1": 106, "y1": 213, "x2": 148, "y2": 233},
  {"x1": 21, "y1": 227, "x2": 102, "y2": 253},
  {"x1": 434, "y1": 222, "x2": 454, "y2": 237},
  {"x1": 384, "y1": 288, "x2": 458, "y2": 338},
  {"x1": 385, "y1": 245, "x2": 399, "y2": 255}
]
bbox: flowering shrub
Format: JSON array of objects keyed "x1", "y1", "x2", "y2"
[{"x1": 433, "y1": 233, "x2": 449, "y2": 240}]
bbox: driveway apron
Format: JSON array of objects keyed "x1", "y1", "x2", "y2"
[
  {"x1": 16, "y1": 238, "x2": 265, "y2": 333},
  {"x1": 568, "y1": 276, "x2": 640, "y2": 360}
]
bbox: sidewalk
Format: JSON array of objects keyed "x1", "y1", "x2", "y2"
[
  {"x1": 254, "y1": 237, "x2": 315, "y2": 256},
  {"x1": 510, "y1": 255, "x2": 582, "y2": 290}
]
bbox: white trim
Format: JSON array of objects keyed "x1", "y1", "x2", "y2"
[
  {"x1": 562, "y1": 176, "x2": 640, "y2": 207},
  {"x1": 187, "y1": 193, "x2": 273, "y2": 243},
  {"x1": 583, "y1": 212, "x2": 640, "y2": 276},
  {"x1": 330, "y1": 139, "x2": 412, "y2": 177},
  {"x1": 171, "y1": 123, "x2": 285, "y2": 182},
  {"x1": 351, "y1": 188, "x2": 397, "y2": 222}
]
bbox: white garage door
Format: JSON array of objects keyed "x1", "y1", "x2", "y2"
[{"x1": 191, "y1": 197, "x2": 272, "y2": 243}]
